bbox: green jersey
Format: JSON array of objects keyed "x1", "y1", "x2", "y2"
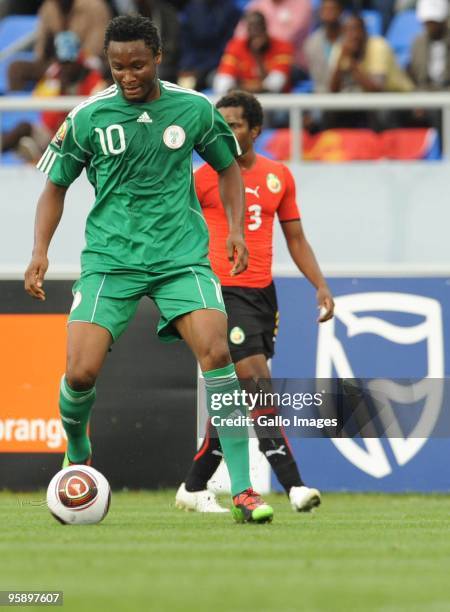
[{"x1": 37, "y1": 80, "x2": 240, "y2": 274}]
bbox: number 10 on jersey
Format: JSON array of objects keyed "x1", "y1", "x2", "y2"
[{"x1": 95, "y1": 125, "x2": 126, "y2": 155}]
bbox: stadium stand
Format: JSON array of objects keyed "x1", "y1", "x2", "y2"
[{"x1": 0, "y1": 3, "x2": 448, "y2": 164}]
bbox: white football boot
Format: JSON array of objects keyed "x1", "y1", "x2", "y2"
[
  {"x1": 289, "y1": 486, "x2": 321, "y2": 512},
  {"x1": 175, "y1": 483, "x2": 229, "y2": 513}
]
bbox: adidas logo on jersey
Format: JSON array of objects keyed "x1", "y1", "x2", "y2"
[{"x1": 137, "y1": 111, "x2": 152, "y2": 123}]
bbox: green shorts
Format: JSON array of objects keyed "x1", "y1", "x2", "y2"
[{"x1": 68, "y1": 265, "x2": 226, "y2": 342}]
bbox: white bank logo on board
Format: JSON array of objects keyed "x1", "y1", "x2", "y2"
[{"x1": 316, "y1": 292, "x2": 444, "y2": 478}]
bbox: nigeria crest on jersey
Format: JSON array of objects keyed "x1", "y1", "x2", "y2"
[{"x1": 163, "y1": 125, "x2": 186, "y2": 149}]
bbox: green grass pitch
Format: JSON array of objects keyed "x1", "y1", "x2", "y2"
[{"x1": 1, "y1": 491, "x2": 450, "y2": 612}]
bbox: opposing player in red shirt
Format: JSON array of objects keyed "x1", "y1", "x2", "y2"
[{"x1": 176, "y1": 91, "x2": 334, "y2": 513}]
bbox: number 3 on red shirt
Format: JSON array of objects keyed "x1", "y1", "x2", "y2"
[{"x1": 248, "y1": 204, "x2": 262, "y2": 231}]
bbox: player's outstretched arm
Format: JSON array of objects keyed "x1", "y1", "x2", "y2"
[
  {"x1": 281, "y1": 219, "x2": 334, "y2": 323},
  {"x1": 24, "y1": 180, "x2": 67, "y2": 301},
  {"x1": 218, "y1": 160, "x2": 248, "y2": 276}
]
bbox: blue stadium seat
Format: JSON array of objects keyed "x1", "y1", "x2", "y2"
[
  {"x1": 233, "y1": 0, "x2": 251, "y2": 10},
  {"x1": 362, "y1": 10, "x2": 383, "y2": 37},
  {"x1": 0, "y1": 150, "x2": 24, "y2": 165},
  {"x1": 1, "y1": 108, "x2": 41, "y2": 132},
  {"x1": 423, "y1": 129, "x2": 441, "y2": 160},
  {"x1": 0, "y1": 15, "x2": 39, "y2": 93},
  {"x1": 386, "y1": 10, "x2": 423, "y2": 68},
  {"x1": 0, "y1": 15, "x2": 39, "y2": 51},
  {"x1": 292, "y1": 80, "x2": 313, "y2": 93}
]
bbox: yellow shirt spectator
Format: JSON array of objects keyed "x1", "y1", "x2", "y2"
[{"x1": 330, "y1": 35, "x2": 414, "y2": 92}]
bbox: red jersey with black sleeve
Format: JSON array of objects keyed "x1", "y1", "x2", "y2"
[{"x1": 195, "y1": 154, "x2": 300, "y2": 288}]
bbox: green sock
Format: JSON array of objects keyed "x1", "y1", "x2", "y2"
[
  {"x1": 203, "y1": 363, "x2": 251, "y2": 497},
  {"x1": 59, "y1": 375, "x2": 95, "y2": 462}
]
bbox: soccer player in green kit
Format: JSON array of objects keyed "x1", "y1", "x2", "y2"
[{"x1": 24, "y1": 15, "x2": 273, "y2": 524}]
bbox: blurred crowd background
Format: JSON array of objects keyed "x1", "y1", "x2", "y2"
[{"x1": 0, "y1": 0, "x2": 448, "y2": 162}]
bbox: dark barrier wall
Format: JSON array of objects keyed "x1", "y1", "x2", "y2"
[{"x1": 0, "y1": 281, "x2": 197, "y2": 490}]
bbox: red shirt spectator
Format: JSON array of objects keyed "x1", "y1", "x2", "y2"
[
  {"x1": 213, "y1": 11, "x2": 294, "y2": 94},
  {"x1": 234, "y1": 0, "x2": 312, "y2": 70}
]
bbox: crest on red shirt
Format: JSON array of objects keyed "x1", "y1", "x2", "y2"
[{"x1": 266, "y1": 173, "x2": 281, "y2": 194}]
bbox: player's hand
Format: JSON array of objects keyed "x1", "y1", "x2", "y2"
[
  {"x1": 317, "y1": 286, "x2": 334, "y2": 323},
  {"x1": 227, "y1": 232, "x2": 248, "y2": 276},
  {"x1": 24, "y1": 254, "x2": 48, "y2": 300}
]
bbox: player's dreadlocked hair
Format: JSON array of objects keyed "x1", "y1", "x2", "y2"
[
  {"x1": 216, "y1": 91, "x2": 263, "y2": 130},
  {"x1": 104, "y1": 15, "x2": 161, "y2": 55}
]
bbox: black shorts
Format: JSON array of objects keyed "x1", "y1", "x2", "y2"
[{"x1": 222, "y1": 282, "x2": 279, "y2": 362}]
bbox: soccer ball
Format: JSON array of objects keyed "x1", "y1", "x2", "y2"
[{"x1": 47, "y1": 465, "x2": 111, "y2": 525}]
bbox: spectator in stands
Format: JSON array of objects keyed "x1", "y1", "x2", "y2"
[
  {"x1": 327, "y1": 14, "x2": 413, "y2": 128},
  {"x1": 2, "y1": 32, "x2": 105, "y2": 161},
  {"x1": 410, "y1": 0, "x2": 450, "y2": 90},
  {"x1": 305, "y1": 0, "x2": 344, "y2": 92},
  {"x1": 177, "y1": 0, "x2": 241, "y2": 91},
  {"x1": 329, "y1": 14, "x2": 413, "y2": 92},
  {"x1": 233, "y1": 0, "x2": 312, "y2": 72},
  {"x1": 8, "y1": 0, "x2": 111, "y2": 91},
  {"x1": 213, "y1": 11, "x2": 294, "y2": 94},
  {"x1": 109, "y1": 0, "x2": 180, "y2": 81}
]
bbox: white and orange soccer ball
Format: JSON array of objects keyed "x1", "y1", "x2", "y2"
[{"x1": 47, "y1": 465, "x2": 111, "y2": 525}]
